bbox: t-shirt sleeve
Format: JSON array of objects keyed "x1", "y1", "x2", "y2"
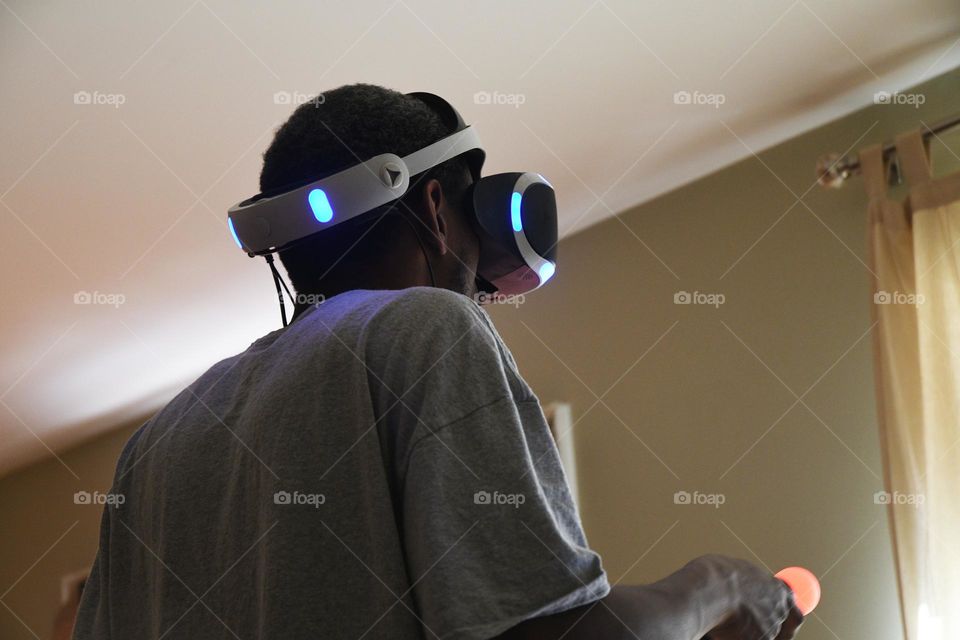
[
  {"x1": 72, "y1": 425, "x2": 146, "y2": 639},
  {"x1": 370, "y1": 289, "x2": 609, "y2": 639}
]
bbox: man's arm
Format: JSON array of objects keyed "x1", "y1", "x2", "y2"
[
  {"x1": 371, "y1": 291, "x2": 802, "y2": 640},
  {"x1": 497, "y1": 555, "x2": 804, "y2": 640}
]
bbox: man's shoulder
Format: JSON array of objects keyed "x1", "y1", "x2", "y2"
[
  {"x1": 362, "y1": 286, "x2": 485, "y2": 332},
  {"x1": 358, "y1": 287, "x2": 501, "y2": 364},
  {"x1": 286, "y1": 287, "x2": 499, "y2": 369}
]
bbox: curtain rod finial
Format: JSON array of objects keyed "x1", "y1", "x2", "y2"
[{"x1": 816, "y1": 153, "x2": 849, "y2": 188}]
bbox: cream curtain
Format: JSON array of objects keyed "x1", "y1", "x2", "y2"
[{"x1": 863, "y1": 129, "x2": 960, "y2": 640}]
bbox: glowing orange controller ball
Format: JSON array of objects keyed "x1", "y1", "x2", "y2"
[{"x1": 775, "y1": 567, "x2": 821, "y2": 616}]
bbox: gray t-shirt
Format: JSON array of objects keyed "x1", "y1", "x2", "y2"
[{"x1": 73, "y1": 287, "x2": 609, "y2": 640}]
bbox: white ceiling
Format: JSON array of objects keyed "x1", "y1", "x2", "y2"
[{"x1": 2, "y1": 0, "x2": 959, "y2": 478}]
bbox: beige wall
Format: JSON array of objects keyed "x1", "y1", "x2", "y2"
[{"x1": 2, "y1": 68, "x2": 958, "y2": 639}]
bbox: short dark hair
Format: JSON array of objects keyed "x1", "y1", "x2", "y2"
[{"x1": 259, "y1": 83, "x2": 472, "y2": 295}]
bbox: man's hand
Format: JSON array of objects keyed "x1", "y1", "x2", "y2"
[
  {"x1": 690, "y1": 555, "x2": 804, "y2": 640},
  {"x1": 707, "y1": 604, "x2": 803, "y2": 640}
]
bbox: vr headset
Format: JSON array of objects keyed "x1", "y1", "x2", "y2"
[{"x1": 227, "y1": 91, "x2": 557, "y2": 322}]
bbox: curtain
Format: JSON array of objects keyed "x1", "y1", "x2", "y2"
[{"x1": 863, "y1": 129, "x2": 960, "y2": 640}]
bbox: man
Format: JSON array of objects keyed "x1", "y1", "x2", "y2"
[{"x1": 73, "y1": 84, "x2": 802, "y2": 639}]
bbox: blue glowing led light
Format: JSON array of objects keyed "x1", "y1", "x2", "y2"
[
  {"x1": 308, "y1": 188, "x2": 334, "y2": 223},
  {"x1": 538, "y1": 261, "x2": 556, "y2": 282},
  {"x1": 511, "y1": 192, "x2": 523, "y2": 232},
  {"x1": 228, "y1": 218, "x2": 242, "y2": 249}
]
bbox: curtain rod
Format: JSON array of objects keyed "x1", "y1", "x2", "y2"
[{"x1": 816, "y1": 112, "x2": 960, "y2": 188}]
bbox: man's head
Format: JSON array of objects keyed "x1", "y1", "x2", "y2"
[{"x1": 259, "y1": 84, "x2": 483, "y2": 304}]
